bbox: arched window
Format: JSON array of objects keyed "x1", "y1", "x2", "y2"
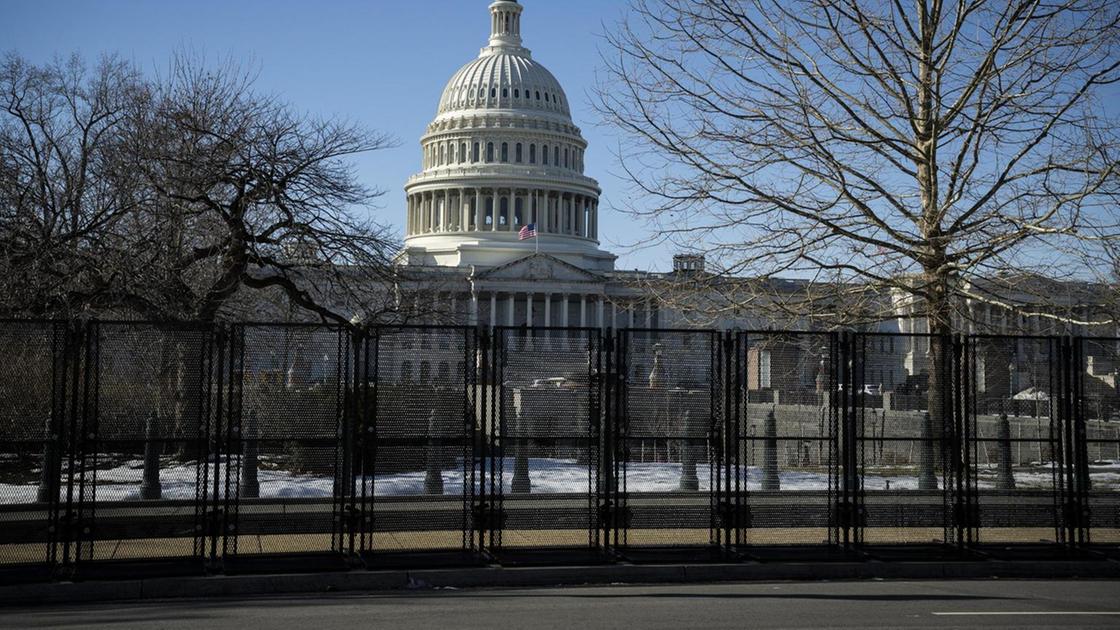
[
  {"x1": 554, "y1": 146, "x2": 560, "y2": 166},
  {"x1": 515, "y1": 143, "x2": 523, "y2": 163},
  {"x1": 490, "y1": 87, "x2": 496, "y2": 98},
  {"x1": 499, "y1": 198, "x2": 509, "y2": 226},
  {"x1": 514, "y1": 89, "x2": 520, "y2": 98},
  {"x1": 545, "y1": 93, "x2": 550, "y2": 102},
  {"x1": 542, "y1": 144, "x2": 549, "y2": 166},
  {"x1": 502, "y1": 87, "x2": 508, "y2": 98},
  {"x1": 535, "y1": 91, "x2": 541, "y2": 100},
  {"x1": 479, "y1": 88, "x2": 485, "y2": 98},
  {"x1": 486, "y1": 142, "x2": 494, "y2": 162},
  {"x1": 439, "y1": 144, "x2": 445, "y2": 165},
  {"x1": 564, "y1": 147, "x2": 569, "y2": 168},
  {"x1": 529, "y1": 144, "x2": 536, "y2": 164},
  {"x1": 501, "y1": 143, "x2": 509, "y2": 162},
  {"x1": 473, "y1": 142, "x2": 480, "y2": 162},
  {"x1": 460, "y1": 142, "x2": 467, "y2": 164}
]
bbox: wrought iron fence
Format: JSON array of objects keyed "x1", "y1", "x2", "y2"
[{"x1": 0, "y1": 321, "x2": 1117, "y2": 582}]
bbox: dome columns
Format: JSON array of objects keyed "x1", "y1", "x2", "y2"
[{"x1": 406, "y1": 186, "x2": 599, "y2": 240}]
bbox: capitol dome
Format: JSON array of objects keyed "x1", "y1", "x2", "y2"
[{"x1": 403, "y1": 0, "x2": 614, "y2": 272}]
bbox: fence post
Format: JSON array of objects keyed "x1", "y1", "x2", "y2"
[{"x1": 140, "y1": 413, "x2": 162, "y2": 500}]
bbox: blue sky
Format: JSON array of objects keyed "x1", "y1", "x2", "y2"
[{"x1": 0, "y1": 0, "x2": 669, "y2": 270}]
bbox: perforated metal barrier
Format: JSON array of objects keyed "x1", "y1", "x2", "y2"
[{"x1": 1, "y1": 320, "x2": 1118, "y2": 582}]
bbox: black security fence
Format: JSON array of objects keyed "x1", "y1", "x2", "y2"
[{"x1": 1, "y1": 320, "x2": 1119, "y2": 583}]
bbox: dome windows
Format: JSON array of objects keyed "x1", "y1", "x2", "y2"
[
  {"x1": 486, "y1": 142, "x2": 495, "y2": 162},
  {"x1": 501, "y1": 142, "x2": 509, "y2": 163},
  {"x1": 515, "y1": 143, "x2": 523, "y2": 163},
  {"x1": 472, "y1": 142, "x2": 480, "y2": 162},
  {"x1": 529, "y1": 144, "x2": 536, "y2": 164},
  {"x1": 542, "y1": 144, "x2": 549, "y2": 165}
]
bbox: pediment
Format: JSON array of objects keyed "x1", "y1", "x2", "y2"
[{"x1": 476, "y1": 254, "x2": 604, "y2": 282}]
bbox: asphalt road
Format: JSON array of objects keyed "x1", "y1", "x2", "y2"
[{"x1": 3, "y1": 579, "x2": 1120, "y2": 629}]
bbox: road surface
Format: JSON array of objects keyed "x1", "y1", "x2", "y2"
[{"x1": 3, "y1": 579, "x2": 1119, "y2": 629}]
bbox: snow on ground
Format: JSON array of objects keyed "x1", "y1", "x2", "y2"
[{"x1": 1, "y1": 458, "x2": 1117, "y2": 504}]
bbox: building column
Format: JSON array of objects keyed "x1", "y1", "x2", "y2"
[
  {"x1": 598, "y1": 298, "x2": 606, "y2": 331},
  {"x1": 629, "y1": 303, "x2": 636, "y2": 329},
  {"x1": 526, "y1": 292, "x2": 534, "y2": 327},
  {"x1": 477, "y1": 188, "x2": 486, "y2": 233},
  {"x1": 470, "y1": 291, "x2": 479, "y2": 326},
  {"x1": 490, "y1": 189, "x2": 498, "y2": 232},
  {"x1": 611, "y1": 302, "x2": 617, "y2": 329},
  {"x1": 490, "y1": 293, "x2": 498, "y2": 328},
  {"x1": 645, "y1": 299, "x2": 653, "y2": 328},
  {"x1": 575, "y1": 195, "x2": 584, "y2": 237},
  {"x1": 561, "y1": 294, "x2": 570, "y2": 328},
  {"x1": 545, "y1": 293, "x2": 552, "y2": 328},
  {"x1": 507, "y1": 293, "x2": 516, "y2": 326},
  {"x1": 580, "y1": 296, "x2": 587, "y2": 328}
]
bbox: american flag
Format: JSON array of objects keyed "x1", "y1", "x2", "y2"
[{"x1": 518, "y1": 223, "x2": 537, "y2": 240}]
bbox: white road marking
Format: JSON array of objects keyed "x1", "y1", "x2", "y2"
[{"x1": 933, "y1": 612, "x2": 1120, "y2": 616}]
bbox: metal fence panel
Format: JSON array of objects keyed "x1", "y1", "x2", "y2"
[
  {"x1": 0, "y1": 322, "x2": 64, "y2": 581},
  {"x1": 361, "y1": 327, "x2": 476, "y2": 560},
  {"x1": 616, "y1": 330, "x2": 718, "y2": 552},
  {"x1": 226, "y1": 324, "x2": 346, "y2": 563},
  {"x1": 854, "y1": 334, "x2": 957, "y2": 547},
  {"x1": 491, "y1": 328, "x2": 602, "y2": 559},
  {"x1": 967, "y1": 336, "x2": 1068, "y2": 547},
  {"x1": 64, "y1": 322, "x2": 213, "y2": 575},
  {"x1": 728, "y1": 332, "x2": 841, "y2": 552}
]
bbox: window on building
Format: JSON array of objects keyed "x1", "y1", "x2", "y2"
[
  {"x1": 554, "y1": 146, "x2": 560, "y2": 166},
  {"x1": 515, "y1": 143, "x2": 523, "y2": 162},
  {"x1": 564, "y1": 147, "x2": 569, "y2": 168},
  {"x1": 473, "y1": 142, "x2": 480, "y2": 162},
  {"x1": 501, "y1": 142, "x2": 509, "y2": 162},
  {"x1": 543, "y1": 145, "x2": 549, "y2": 165},
  {"x1": 487, "y1": 142, "x2": 494, "y2": 162},
  {"x1": 529, "y1": 144, "x2": 536, "y2": 164}
]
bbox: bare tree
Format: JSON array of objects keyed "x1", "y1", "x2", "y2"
[
  {"x1": 597, "y1": 0, "x2": 1120, "y2": 337},
  {"x1": 121, "y1": 55, "x2": 401, "y2": 324},
  {"x1": 0, "y1": 53, "x2": 149, "y2": 317},
  {"x1": 1, "y1": 52, "x2": 403, "y2": 324}
]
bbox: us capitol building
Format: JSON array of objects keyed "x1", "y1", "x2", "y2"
[
  {"x1": 387, "y1": 1, "x2": 1115, "y2": 392},
  {"x1": 399, "y1": 0, "x2": 668, "y2": 331}
]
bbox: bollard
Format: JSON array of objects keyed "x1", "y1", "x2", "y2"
[
  {"x1": 996, "y1": 413, "x2": 1015, "y2": 490},
  {"x1": 140, "y1": 413, "x2": 163, "y2": 500},
  {"x1": 918, "y1": 412, "x2": 938, "y2": 490},
  {"x1": 678, "y1": 410, "x2": 699, "y2": 491},
  {"x1": 424, "y1": 409, "x2": 445, "y2": 495},
  {"x1": 762, "y1": 407, "x2": 780, "y2": 491},
  {"x1": 239, "y1": 410, "x2": 260, "y2": 499},
  {"x1": 510, "y1": 412, "x2": 531, "y2": 494},
  {"x1": 36, "y1": 415, "x2": 58, "y2": 504}
]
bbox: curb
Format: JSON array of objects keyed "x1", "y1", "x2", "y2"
[{"x1": 2, "y1": 560, "x2": 1118, "y2": 607}]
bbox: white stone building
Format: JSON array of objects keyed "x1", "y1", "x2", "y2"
[{"x1": 399, "y1": 0, "x2": 668, "y2": 330}]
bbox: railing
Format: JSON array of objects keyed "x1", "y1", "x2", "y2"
[{"x1": 0, "y1": 321, "x2": 1116, "y2": 582}]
